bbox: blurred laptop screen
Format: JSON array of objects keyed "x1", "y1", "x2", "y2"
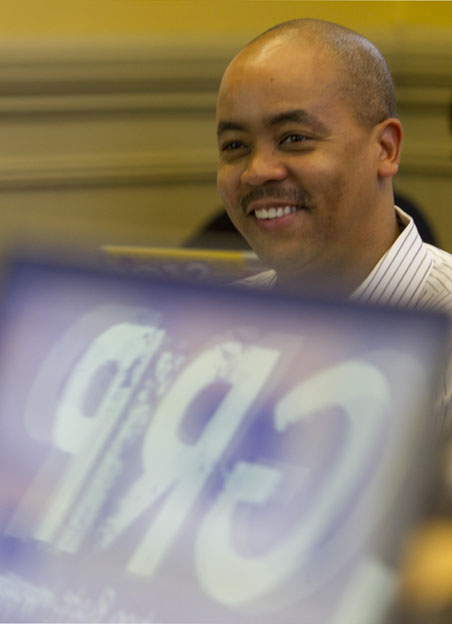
[{"x1": 0, "y1": 260, "x2": 448, "y2": 623}]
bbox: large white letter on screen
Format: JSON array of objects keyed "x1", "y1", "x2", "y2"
[
  {"x1": 112, "y1": 341, "x2": 280, "y2": 579},
  {"x1": 7, "y1": 310, "x2": 165, "y2": 548},
  {"x1": 195, "y1": 360, "x2": 390, "y2": 608}
]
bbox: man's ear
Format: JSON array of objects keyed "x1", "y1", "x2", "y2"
[{"x1": 377, "y1": 118, "x2": 403, "y2": 178}]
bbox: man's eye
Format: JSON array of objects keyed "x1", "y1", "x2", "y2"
[
  {"x1": 220, "y1": 140, "x2": 244, "y2": 152},
  {"x1": 281, "y1": 134, "x2": 308, "y2": 145}
]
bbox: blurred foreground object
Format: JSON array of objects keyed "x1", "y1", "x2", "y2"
[
  {"x1": 0, "y1": 258, "x2": 448, "y2": 623},
  {"x1": 394, "y1": 438, "x2": 452, "y2": 624},
  {"x1": 100, "y1": 244, "x2": 265, "y2": 283},
  {"x1": 401, "y1": 519, "x2": 452, "y2": 607}
]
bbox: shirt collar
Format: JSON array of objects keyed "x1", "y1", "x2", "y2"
[{"x1": 350, "y1": 206, "x2": 433, "y2": 307}]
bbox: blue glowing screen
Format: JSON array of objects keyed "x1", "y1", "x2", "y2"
[{"x1": 0, "y1": 262, "x2": 447, "y2": 623}]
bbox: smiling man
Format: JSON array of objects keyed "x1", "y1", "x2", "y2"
[{"x1": 216, "y1": 18, "x2": 452, "y2": 308}]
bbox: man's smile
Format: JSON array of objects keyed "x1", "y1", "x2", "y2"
[
  {"x1": 240, "y1": 184, "x2": 308, "y2": 216},
  {"x1": 254, "y1": 205, "x2": 300, "y2": 220}
]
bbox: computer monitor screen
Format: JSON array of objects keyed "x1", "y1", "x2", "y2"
[{"x1": 0, "y1": 261, "x2": 448, "y2": 623}]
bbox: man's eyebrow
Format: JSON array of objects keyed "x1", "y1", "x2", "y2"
[
  {"x1": 217, "y1": 110, "x2": 331, "y2": 137},
  {"x1": 217, "y1": 121, "x2": 244, "y2": 137},
  {"x1": 268, "y1": 109, "x2": 330, "y2": 135}
]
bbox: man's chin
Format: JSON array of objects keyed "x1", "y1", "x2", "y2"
[{"x1": 253, "y1": 248, "x2": 309, "y2": 276}]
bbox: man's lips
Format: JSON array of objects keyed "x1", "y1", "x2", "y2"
[{"x1": 240, "y1": 182, "x2": 308, "y2": 221}]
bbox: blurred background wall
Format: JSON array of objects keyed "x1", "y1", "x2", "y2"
[{"x1": 0, "y1": 0, "x2": 451, "y2": 261}]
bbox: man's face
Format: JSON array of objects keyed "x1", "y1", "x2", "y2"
[{"x1": 216, "y1": 39, "x2": 384, "y2": 283}]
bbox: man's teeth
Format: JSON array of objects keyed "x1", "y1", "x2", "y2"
[{"x1": 254, "y1": 206, "x2": 298, "y2": 220}]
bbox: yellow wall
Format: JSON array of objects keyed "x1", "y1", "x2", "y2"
[{"x1": 2, "y1": 1, "x2": 452, "y2": 39}]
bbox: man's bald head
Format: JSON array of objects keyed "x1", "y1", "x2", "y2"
[
  {"x1": 216, "y1": 18, "x2": 403, "y2": 291},
  {"x1": 240, "y1": 18, "x2": 397, "y2": 128}
]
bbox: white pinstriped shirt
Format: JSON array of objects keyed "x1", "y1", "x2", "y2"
[
  {"x1": 350, "y1": 209, "x2": 452, "y2": 313},
  {"x1": 238, "y1": 207, "x2": 452, "y2": 432}
]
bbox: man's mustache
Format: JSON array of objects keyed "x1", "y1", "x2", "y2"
[{"x1": 240, "y1": 184, "x2": 309, "y2": 213}]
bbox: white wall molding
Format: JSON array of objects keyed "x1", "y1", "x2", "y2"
[
  {"x1": 0, "y1": 151, "x2": 217, "y2": 189},
  {"x1": 0, "y1": 37, "x2": 450, "y2": 92},
  {"x1": 0, "y1": 92, "x2": 217, "y2": 116},
  {"x1": 0, "y1": 38, "x2": 450, "y2": 120}
]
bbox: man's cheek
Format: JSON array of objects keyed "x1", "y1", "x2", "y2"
[
  {"x1": 216, "y1": 168, "x2": 230, "y2": 198},
  {"x1": 224, "y1": 199, "x2": 246, "y2": 233}
]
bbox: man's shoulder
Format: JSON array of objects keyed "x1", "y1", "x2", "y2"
[
  {"x1": 422, "y1": 243, "x2": 452, "y2": 313},
  {"x1": 232, "y1": 269, "x2": 277, "y2": 290},
  {"x1": 426, "y1": 243, "x2": 452, "y2": 285}
]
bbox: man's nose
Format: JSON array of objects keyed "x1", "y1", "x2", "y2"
[{"x1": 240, "y1": 147, "x2": 288, "y2": 186}]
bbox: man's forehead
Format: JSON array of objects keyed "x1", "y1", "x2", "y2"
[
  {"x1": 230, "y1": 31, "x2": 329, "y2": 69},
  {"x1": 235, "y1": 32, "x2": 301, "y2": 66},
  {"x1": 219, "y1": 36, "x2": 337, "y2": 101},
  {"x1": 217, "y1": 38, "x2": 340, "y2": 126}
]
